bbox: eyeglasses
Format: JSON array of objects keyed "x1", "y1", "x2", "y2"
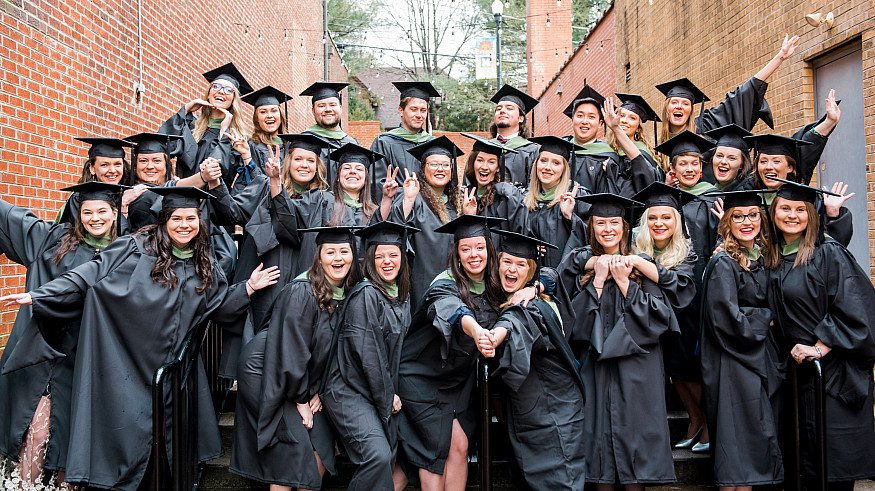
[
  {"x1": 730, "y1": 211, "x2": 761, "y2": 223},
  {"x1": 211, "y1": 83, "x2": 235, "y2": 95},
  {"x1": 426, "y1": 161, "x2": 452, "y2": 170}
]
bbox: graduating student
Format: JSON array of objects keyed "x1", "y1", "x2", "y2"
[
  {"x1": 238, "y1": 85, "x2": 293, "y2": 179},
  {"x1": 322, "y1": 221, "x2": 419, "y2": 491},
  {"x1": 563, "y1": 84, "x2": 621, "y2": 193},
  {"x1": 764, "y1": 180, "x2": 875, "y2": 488},
  {"x1": 559, "y1": 193, "x2": 678, "y2": 489},
  {"x1": 702, "y1": 124, "x2": 754, "y2": 192},
  {"x1": 655, "y1": 34, "x2": 800, "y2": 143},
  {"x1": 523, "y1": 135, "x2": 588, "y2": 268},
  {"x1": 460, "y1": 133, "x2": 527, "y2": 233},
  {"x1": 631, "y1": 182, "x2": 708, "y2": 452},
  {"x1": 0, "y1": 187, "x2": 276, "y2": 491},
  {"x1": 482, "y1": 229, "x2": 587, "y2": 490},
  {"x1": 0, "y1": 183, "x2": 124, "y2": 488},
  {"x1": 370, "y1": 82, "x2": 439, "y2": 200},
  {"x1": 300, "y1": 82, "x2": 360, "y2": 184},
  {"x1": 395, "y1": 215, "x2": 509, "y2": 491},
  {"x1": 159, "y1": 62, "x2": 252, "y2": 188},
  {"x1": 386, "y1": 136, "x2": 465, "y2": 308},
  {"x1": 231, "y1": 226, "x2": 360, "y2": 491},
  {"x1": 603, "y1": 95, "x2": 662, "y2": 196},
  {"x1": 700, "y1": 190, "x2": 784, "y2": 489},
  {"x1": 56, "y1": 137, "x2": 133, "y2": 224},
  {"x1": 489, "y1": 84, "x2": 540, "y2": 186}
]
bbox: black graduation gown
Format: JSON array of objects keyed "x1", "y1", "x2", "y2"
[
  {"x1": 490, "y1": 299, "x2": 586, "y2": 490},
  {"x1": 125, "y1": 187, "x2": 162, "y2": 232},
  {"x1": 396, "y1": 277, "x2": 498, "y2": 476},
  {"x1": 388, "y1": 193, "x2": 457, "y2": 309},
  {"x1": 700, "y1": 253, "x2": 784, "y2": 486},
  {"x1": 23, "y1": 234, "x2": 249, "y2": 491},
  {"x1": 370, "y1": 133, "x2": 434, "y2": 202},
  {"x1": 603, "y1": 150, "x2": 661, "y2": 198},
  {"x1": 0, "y1": 200, "x2": 99, "y2": 474},
  {"x1": 300, "y1": 128, "x2": 359, "y2": 185},
  {"x1": 768, "y1": 240, "x2": 875, "y2": 482},
  {"x1": 696, "y1": 76, "x2": 771, "y2": 135},
  {"x1": 246, "y1": 140, "x2": 286, "y2": 178},
  {"x1": 159, "y1": 106, "x2": 242, "y2": 189},
  {"x1": 563, "y1": 137, "x2": 620, "y2": 194},
  {"x1": 322, "y1": 282, "x2": 411, "y2": 491},
  {"x1": 494, "y1": 138, "x2": 539, "y2": 187},
  {"x1": 526, "y1": 187, "x2": 589, "y2": 269},
  {"x1": 230, "y1": 278, "x2": 341, "y2": 489},
  {"x1": 559, "y1": 247, "x2": 679, "y2": 485},
  {"x1": 474, "y1": 182, "x2": 528, "y2": 234}
]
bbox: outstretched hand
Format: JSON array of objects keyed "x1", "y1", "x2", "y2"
[
  {"x1": 0, "y1": 292, "x2": 32, "y2": 307},
  {"x1": 778, "y1": 34, "x2": 800, "y2": 60},
  {"x1": 823, "y1": 181, "x2": 854, "y2": 218},
  {"x1": 710, "y1": 197, "x2": 725, "y2": 220},
  {"x1": 246, "y1": 263, "x2": 281, "y2": 295}
]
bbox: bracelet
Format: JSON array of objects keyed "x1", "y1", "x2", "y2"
[
  {"x1": 810, "y1": 128, "x2": 824, "y2": 138},
  {"x1": 199, "y1": 172, "x2": 208, "y2": 183},
  {"x1": 246, "y1": 280, "x2": 254, "y2": 291},
  {"x1": 814, "y1": 344, "x2": 822, "y2": 358}
]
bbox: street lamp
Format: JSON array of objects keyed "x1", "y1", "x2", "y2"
[{"x1": 491, "y1": 0, "x2": 503, "y2": 87}]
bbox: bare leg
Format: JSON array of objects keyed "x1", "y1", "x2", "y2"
[
  {"x1": 674, "y1": 380, "x2": 708, "y2": 442},
  {"x1": 392, "y1": 463, "x2": 409, "y2": 491},
  {"x1": 444, "y1": 419, "x2": 469, "y2": 491},
  {"x1": 269, "y1": 485, "x2": 292, "y2": 491},
  {"x1": 419, "y1": 467, "x2": 444, "y2": 491},
  {"x1": 18, "y1": 395, "x2": 51, "y2": 484}
]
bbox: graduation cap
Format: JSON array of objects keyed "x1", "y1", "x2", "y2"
[
  {"x1": 330, "y1": 142, "x2": 383, "y2": 168},
  {"x1": 462, "y1": 132, "x2": 518, "y2": 157},
  {"x1": 355, "y1": 221, "x2": 420, "y2": 248},
  {"x1": 654, "y1": 130, "x2": 714, "y2": 158},
  {"x1": 528, "y1": 136, "x2": 584, "y2": 162},
  {"x1": 767, "y1": 175, "x2": 840, "y2": 204},
  {"x1": 491, "y1": 84, "x2": 539, "y2": 114},
  {"x1": 75, "y1": 137, "x2": 133, "y2": 160},
  {"x1": 202, "y1": 62, "x2": 253, "y2": 95},
  {"x1": 125, "y1": 133, "x2": 184, "y2": 155},
  {"x1": 406, "y1": 135, "x2": 462, "y2": 162},
  {"x1": 655, "y1": 78, "x2": 710, "y2": 104},
  {"x1": 434, "y1": 215, "x2": 505, "y2": 242},
  {"x1": 490, "y1": 228, "x2": 557, "y2": 261},
  {"x1": 615, "y1": 93, "x2": 661, "y2": 123},
  {"x1": 563, "y1": 83, "x2": 607, "y2": 119},
  {"x1": 300, "y1": 225, "x2": 363, "y2": 245},
  {"x1": 148, "y1": 186, "x2": 215, "y2": 210},
  {"x1": 393, "y1": 81, "x2": 440, "y2": 102},
  {"x1": 243, "y1": 85, "x2": 293, "y2": 108},
  {"x1": 632, "y1": 181, "x2": 697, "y2": 237},
  {"x1": 702, "y1": 124, "x2": 752, "y2": 154},
  {"x1": 61, "y1": 182, "x2": 128, "y2": 204},
  {"x1": 300, "y1": 81, "x2": 349, "y2": 103},
  {"x1": 278, "y1": 133, "x2": 330, "y2": 155},
  {"x1": 744, "y1": 134, "x2": 813, "y2": 159},
  {"x1": 718, "y1": 189, "x2": 773, "y2": 210},
  {"x1": 575, "y1": 193, "x2": 643, "y2": 218}
]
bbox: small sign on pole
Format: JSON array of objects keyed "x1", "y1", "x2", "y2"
[{"x1": 475, "y1": 37, "x2": 497, "y2": 80}]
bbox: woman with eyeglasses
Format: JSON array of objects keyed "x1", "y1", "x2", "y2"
[{"x1": 700, "y1": 191, "x2": 783, "y2": 490}]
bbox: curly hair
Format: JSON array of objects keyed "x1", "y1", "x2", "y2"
[
  {"x1": 447, "y1": 236, "x2": 504, "y2": 312},
  {"x1": 419, "y1": 172, "x2": 462, "y2": 224},
  {"x1": 361, "y1": 243, "x2": 411, "y2": 302},
  {"x1": 143, "y1": 208, "x2": 213, "y2": 294},
  {"x1": 463, "y1": 151, "x2": 499, "y2": 212},
  {"x1": 308, "y1": 242, "x2": 362, "y2": 311},
  {"x1": 718, "y1": 206, "x2": 771, "y2": 271}
]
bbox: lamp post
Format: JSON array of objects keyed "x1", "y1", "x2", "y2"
[{"x1": 491, "y1": 0, "x2": 503, "y2": 87}]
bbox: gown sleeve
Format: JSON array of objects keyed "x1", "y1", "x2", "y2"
[
  {"x1": 270, "y1": 189, "x2": 302, "y2": 247},
  {"x1": 425, "y1": 280, "x2": 474, "y2": 363},
  {"x1": 158, "y1": 106, "x2": 200, "y2": 178},
  {"x1": 0, "y1": 198, "x2": 57, "y2": 266},
  {"x1": 650, "y1": 253, "x2": 697, "y2": 310},
  {"x1": 696, "y1": 76, "x2": 771, "y2": 132},
  {"x1": 825, "y1": 206, "x2": 853, "y2": 247},
  {"x1": 791, "y1": 120, "x2": 830, "y2": 185}
]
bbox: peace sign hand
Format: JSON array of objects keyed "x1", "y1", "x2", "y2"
[
  {"x1": 383, "y1": 165, "x2": 400, "y2": 199},
  {"x1": 462, "y1": 186, "x2": 478, "y2": 215},
  {"x1": 222, "y1": 129, "x2": 250, "y2": 160},
  {"x1": 265, "y1": 145, "x2": 282, "y2": 179},
  {"x1": 559, "y1": 183, "x2": 579, "y2": 220}
]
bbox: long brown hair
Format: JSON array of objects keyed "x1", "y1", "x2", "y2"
[
  {"x1": 765, "y1": 198, "x2": 819, "y2": 269},
  {"x1": 718, "y1": 206, "x2": 771, "y2": 271},
  {"x1": 328, "y1": 164, "x2": 378, "y2": 225},
  {"x1": 250, "y1": 106, "x2": 287, "y2": 145},
  {"x1": 447, "y1": 236, "x2": 504, "y2": 312},
  {"x1": 78, "y1": 156, "x2": 131, "y2": 184},
  {"x1": 464, "y1": 151, "x2": 498, "y2": 212},
  {"x1": 52, "y1": 204, "x2": 119, "y2": 264},
  {"x1": 659, "y1": 99, "x2": 696, "y2": 145},
  {"x1": 361, "y1": 243, "x2": 411, "y2": 302},
  {"x1": 143, "y1": 208, "x2": 213, "y2": 294},
  {"x1": 308, "y1": 242, "x2": 361, "y2": 311},
  {"x1": 282, "y1": 150, "x2": 328, "y2": 194},
  {"x1": 580, "y1": 215, "x2": 641, "y2": 286}
]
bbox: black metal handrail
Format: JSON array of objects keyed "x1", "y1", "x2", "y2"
[
  {"x1": 788, "y1": 357, "x2": 827, "y2": 491},
  {"x1": 151, "y1": 323, "x2": 208, "y2": 491},
  {"x1": 478, "y1": 357, "x2": 492, "y2": 491}
]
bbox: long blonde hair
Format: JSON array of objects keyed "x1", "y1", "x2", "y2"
[
  {"x1": 718, "y1": 206, "x2": 771, "y2": 271},
  {"x1": 192, "y1": 84, "x2": 248, "y2": 142},
  {"x1": 659, "y1": 99, "x2": 696, "y2": 145},
  {"x1": 281, "y1": 150, "x2": 328, "y2": 194},
  {"x1": 635, "y1": 207, "x2": 691, "y2": 269},
  {"x1": 523, "y1": 153, "x2": 570, "y2": 211}
]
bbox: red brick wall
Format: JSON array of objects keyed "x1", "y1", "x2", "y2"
[
  {"x1": 0, "y1": 0, "x2": 348, "y2": 350},
  {"x1": 527, "y1": 0, "x2": 573, "y2": 98},
  {"x1": 532, "y1": 6, "x2": 615, "y2": 138},
  {"x1": 347, "y1": 120, "x2": 382, "y2": 149}
]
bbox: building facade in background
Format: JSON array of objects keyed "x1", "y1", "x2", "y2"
[{"x1": 0, "y1": 0, "x2": 348, "y2": 350}]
